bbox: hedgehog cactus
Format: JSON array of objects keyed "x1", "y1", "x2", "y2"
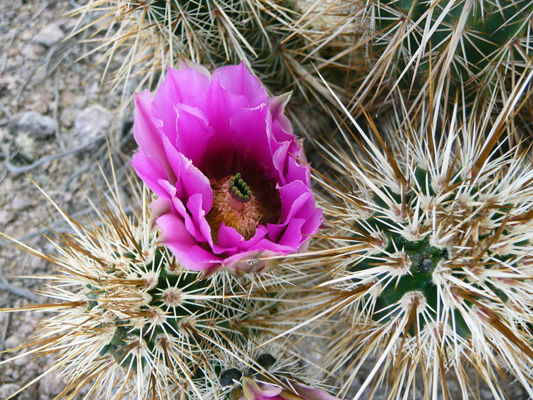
[
  {"x1": 211, "y1": 337, "x2": 340, "y2": 400},
  {"x1": 71, "y1": 0, "x2": 354, "y2": 107},
  {"x1": 353, "y1": 0, "x2": 533, "y2": 110},
  {"x1": 72, "y1": 0, "x2": 263, "y2": 92},
  {"x1": 0, "y1": 183, "x2": 289, "y2": 399},
  {"x1": 0, "y1": 169, "x2": 339, "y2": 399},
  {"x1": 309, "y1": 93, "x2": 533, "y2": 399},
  {"x1": 80, "y1": 246, "x2": 255, "y2": 397}
]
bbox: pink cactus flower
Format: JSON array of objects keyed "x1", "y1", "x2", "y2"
[
  {"x1": 239, "y1": 377, "x2": 339, "y2": 400},
  {"x1": 132, "y1": 62, "x2": 322, "y2": 273}
]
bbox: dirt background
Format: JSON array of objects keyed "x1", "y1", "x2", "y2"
[{"x1": 0, "y1": 1, "x2": 136, "y2": 398}]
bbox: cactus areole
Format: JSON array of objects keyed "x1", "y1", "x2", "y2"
[{"x1": 350, "y1": 165, "x2": 529, "y2": 339}]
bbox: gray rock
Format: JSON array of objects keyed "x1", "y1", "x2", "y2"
[
  {"x1": 10, "y1": 193, "x2": 32, "y2": 212},
  {"x1": 0, "y1": 383, "x2": 20, "y2": 398},
  {"x1": 40, "y1": 370, "x2": 65, "y2": 399},
  {"x1": 13, "y1": 353, "x2": 30, "y2": 367},
  {"x1": 34, "y1": 24, "x2": 65, "y2": 47},
  {"x1": 14, "y1": 111, "x2": 55, "y2": 139},
  {"x1": 60, "y1": 107, "x2": 76, "y2": 129},
  {"x1": 74, "y1": 105, "x2": 114, "y2": 147},
  {"x1": 0, "y1": 210, "x2": 12, "y2": 224},
  {"x1": 4, "y1": 334, "x2": 20, "y2": 350},
  {"x1": 31, "y1": 100, "x2": 48, "y2": 114}
]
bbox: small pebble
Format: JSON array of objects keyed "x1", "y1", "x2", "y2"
[
  {"x1": 13, "y1": 111, "x2": 55, "y2": 139},
  {"x1": 4, "y1": 335, "x2": 20, "y2": 350},
  {"x1": 73, "y1": 105, "x2": 114, "y2": 148},
  {"x1": 40, "y1": 370, "x2": 64, "y2": 398},
  {"x1": 11, "y1": 194, "x2": 32, "y2": 212},
  {"x1": 0, "y1": 383, "x2": 20, "y2": 398},
  {"x1": 31, "y1": 101, "x2": 48, "y2": 114},
  {"x1": 8, "y1": 47, "x2": 19, "y2": 57},
  {"x1": 34, "y1": 24, "x2": 65, "y2": 47}
]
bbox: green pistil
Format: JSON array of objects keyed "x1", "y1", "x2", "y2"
[{"x1": 229, "y1": 173, "x2": 251, "y2": 203}]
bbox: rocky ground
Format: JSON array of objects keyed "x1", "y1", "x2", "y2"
[{"x1": 0, "y1": 1, "x2": 136, "y2": 398}]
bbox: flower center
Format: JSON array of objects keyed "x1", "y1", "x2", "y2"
[
  {"x1": 229, "y1": 173, "x2": 251, "y2": 203},
  {"x1": 207, "y1": 174, "x2": 264, "y2": 242}
]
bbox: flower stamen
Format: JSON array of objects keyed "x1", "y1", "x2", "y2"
[
  {"x1": 208, "y1": 175, "x2": 265, "y2": 241},
  {"x1": 229, "y1": 173, "x2": 252, "y2": 203}
]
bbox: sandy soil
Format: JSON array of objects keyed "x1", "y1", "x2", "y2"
[{"x1": 0, "y1": 1, "x2": 134, "y2": 398}]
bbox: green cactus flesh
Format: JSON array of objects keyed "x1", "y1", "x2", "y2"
[
  {"x1": 373, "y1": 0, "x2": 533, "y2": 99},
  {"x1": 126, "y1": 0, "x2": 344, "y2": 99},
  {"x1": 85, "y1": 246, "x2": 251, "y2": 375},
  {"x1": 350, "y1": 166, "x2": 528, "y2": 339}
]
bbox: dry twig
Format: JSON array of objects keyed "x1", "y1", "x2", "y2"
[{"x1": 0, "y1": 267, "x2": 41, "y2": 303}]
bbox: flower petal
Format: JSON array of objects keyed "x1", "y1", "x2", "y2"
[
  {"x1": 242, "y1": 377, "x2": 282, "y2": 400},
  {"x1": 278, "y1": 181, "x2": 315, "y2": 223},
  {"x1": 133, "y1": 90, "x2": 175, "y2": 182},
  {"x1": 217, "y1": 223, "x2": 266, "y2": 249},
  {"x1": 160, "y1": 134, "x2": 213, "y2": 212},
  {"x1": 174, "y1": 104, "x2": 214, "y2": 167},
  {"x1": 268, "y1": 92, "x2": 294, "y2": 137},
  {"x1": 157, "y1": 213, "x2": 220, "y2": 272},
  {"x1": 132, "y1": 152, "x2": 172, "y2": 200},
  {"x1": 185, "y1": 193, "x2": 214, "y2": 245},
  {"x1": 152, "y1": 66, "x2": 211, "y2": 131},
  {"x1": 292, "y1": 385, "x2": 340, "y2": 400},
  {"x1": 214, "y1": 62, "x2": 267, "y2": 108},
  {"x1": 267, "y1": 182, "x2": 322, "y2": 248},
  {"x1": 230, "y1": 105, "x2": 278, "y2": 179},
  {"x1": 132, "y1": 62, "x2": 323, "y2": 273}
]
